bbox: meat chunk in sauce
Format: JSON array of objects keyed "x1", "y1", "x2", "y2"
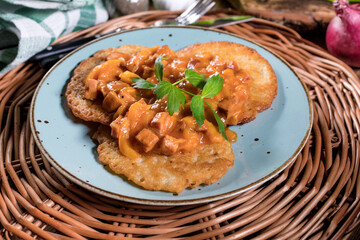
[
  {"x1": 84, "y1": 78, "x2": 98, "y2": 100},
  {"x1": 135, "y1": 128, "x2": 159, "y2": 152},
  {"x1": 160, "y1": 135, "x2": 185, "y2": 155},
  {"x1": 102, "y1": 92, "x2": 122, "y2": 112},
  {"x1": 110, "y1": 115, "x2": 123, "y2": 138},
  {"x1": 151, "y1": 112, "x2": 176, "y2": 136}
]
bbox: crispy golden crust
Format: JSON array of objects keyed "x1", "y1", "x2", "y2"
[
  {"x1": 93, "y1": 125, "x2": 234, "y2": 193},
  {"x1": 177, "y1": 41, "x2": 277, "y2": 124},
  {"x1": 65, "y1": 45, "x2": 146, "y2": 125}
]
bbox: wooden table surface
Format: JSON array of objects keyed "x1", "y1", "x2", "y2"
[{"x1": 221, "y1": 0, "x2": 360, "y2": 77}]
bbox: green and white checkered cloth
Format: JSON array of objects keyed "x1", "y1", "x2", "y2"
[{"x1": 0, "y1": 0, "x2": 109, "y2": 74}]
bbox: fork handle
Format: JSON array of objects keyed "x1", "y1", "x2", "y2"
[
  {"x1": 30, "y1": 36, "x2": 97, "y2": 62},
  {"x1": 30, "y1": 31, "x2": 117, "y2": 68}
]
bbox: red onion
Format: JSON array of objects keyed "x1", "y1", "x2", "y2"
[{"x1": 326, "y1": 0, "x2": 360, "y2": 67}]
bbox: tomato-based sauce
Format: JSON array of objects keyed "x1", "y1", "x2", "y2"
[{"x1": 84, "y1": 45, "x2": 249, "y2": 158}]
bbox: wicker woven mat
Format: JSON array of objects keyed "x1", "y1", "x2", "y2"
[{"x1": 0, "y1": 10, "x2": 359, "y2": 239}]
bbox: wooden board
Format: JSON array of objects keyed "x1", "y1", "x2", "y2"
[{"x1": 227, "y1": 0, "x2": 335, "y2": 32}]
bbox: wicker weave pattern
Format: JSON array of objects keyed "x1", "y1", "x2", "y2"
[{"x1": 0, "y1": 10, "x2": 359, "y2": 239}]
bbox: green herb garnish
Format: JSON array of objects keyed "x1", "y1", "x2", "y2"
[
  {"x1": 132, "y1": 78, "x2": 156, "y2": 89},
  {"x1": 153, "y1": 81, "x2": 186, "y2": 116},
  {"x1": 132, "y1": 55, "x2": 227, "y2": 140},
  {"x1": 184, "y1": 69, "x2": 206, "y2": 88},
  {"x1": 190, "y1": 95, "x2": 205, "y2": 126},
  {"x1": 201, "y1": 74, "x2": 223, "y2": 98},
  {"x1": 154, "y1": 56, "x2": 165, "y2": 81}
]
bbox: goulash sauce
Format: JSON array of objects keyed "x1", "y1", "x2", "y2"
[{"x1": 84, "y1": 46, "x2": 249, "y2": 159}]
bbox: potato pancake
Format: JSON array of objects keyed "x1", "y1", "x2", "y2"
[
  {"x1": 93, "y1": 125, "x2": 234, "y2": 193},
  {"x1": 177, "y1": 41, "x2": 277, "y2": 124},
  {"x1": 65, "y1": 41, "x2": 277, "y2": 193},
  {"x1": 65, "y1": 45, "x2": 146, "y2": 125}
]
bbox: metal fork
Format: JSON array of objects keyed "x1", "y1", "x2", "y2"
[{"x1": 153, "y1": 0, "x2": 216, "y2": 26}]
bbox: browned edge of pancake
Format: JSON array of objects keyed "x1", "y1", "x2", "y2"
[
  {"x1": 176, "y1": 41, "x2": 278, "y2": 124},
  {"x1": 93, "y1": 125, "x2": 235, "y2": 193},
  {"x1": 65, "y1": 45, "x2": 146, "y2": 125}
]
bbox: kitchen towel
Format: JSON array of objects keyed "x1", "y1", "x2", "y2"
[{"x1": 0, "y1": 0, "x2": 108, "y2": 74}]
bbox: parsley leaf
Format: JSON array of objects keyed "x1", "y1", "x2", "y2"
[
  {"x1": 185, "y1": 69, "x2": 206, "y2": 88},
  {"x1": 167, "y1": 87, "x2": 186, "y2": 116},
  {"x1": 153, "y1": 80, "x2": 171, "y2": 99},
  {"x1": 212, "y1": 110, "x2": 227, "y2": 140},
  {"x1": 201, "y1": 74, "x2": 223, "y2": 98},
  {"x1": 190, "y1": 95, "x2": 205, "y2": 127},
  {"x1": 154, "y1": 81, "x2": 186, "y2": 115},
  {"x1": 132, "y1": 77, "x2": 156, "y2": 89},
  {"x1": 154, "y1": 55, "x2": 164, "y2": 82},
  {"x1": 132, "y1": 59, "x2": 227, "y2": 140},
  {"x1": 204, "y1": 100, "x2": 228, "y2": 140}
]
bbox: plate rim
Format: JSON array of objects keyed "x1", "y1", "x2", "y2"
[{"x1": 30, "y1": 25, "x2": 313, "y2": 206}]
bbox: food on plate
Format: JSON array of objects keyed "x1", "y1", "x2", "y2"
[
  {"x1": 177, "y1": 41, "x2": 277, "y2": 124},
  {"x1": 65, "y1": 41, "x2": 277, "y2": 193},
  {"x1": 66, "y1": 45, "x2": 146, "y2": 125},
  {"x1": 93, "y1": 125, "x2": 234, "y2": 193}
]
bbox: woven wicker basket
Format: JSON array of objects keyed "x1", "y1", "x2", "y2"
[{"x1": 0, "y1": 10, "x2": 359, "y2": 239}]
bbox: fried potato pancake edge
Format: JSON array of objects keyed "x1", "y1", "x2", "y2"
[
  {"x1": 65, "y1": 45, "x2": 146, "y2": 125},
  {"x1": 93, "y1": 125, "x2": 235, "y2": 193}
]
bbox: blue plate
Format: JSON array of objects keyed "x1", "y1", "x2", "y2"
[{"x1": 30, "y1": 26, "x2": 312, "y2": 205}]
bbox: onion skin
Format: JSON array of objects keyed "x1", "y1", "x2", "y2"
[{"x1": 326, "y1": 0, "x2": 360, "y2": 67}]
